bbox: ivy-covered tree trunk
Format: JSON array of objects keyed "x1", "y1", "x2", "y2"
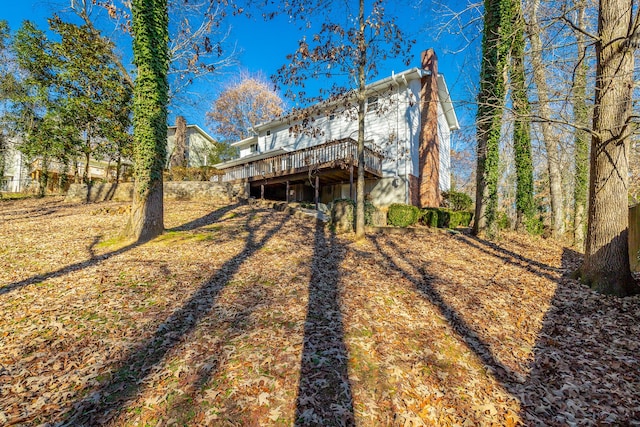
[
  {"x1": 580, "y1": 0, "x2": 637, "y2": 296},
  {"x1": 512, "y1": 1, "x2": 535, "y2": 232},
  {"x1": 354, "y1": 0, "x2": 366, "y2": 240},
  {"x1": 572, "y1": 0, "x2": 589, "y2": 250},
  {"x1": 125, "y1": 0, "x2": 169, "y2": 242},
  {"x1": 529, "y1": 0, "x2": 565, "y2": 239},
  {"x1": 473, "y1": 0, "x2": 512, "y2": 238}
]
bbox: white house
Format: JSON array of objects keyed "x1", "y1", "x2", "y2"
[
  {"x1": 214, "y1": 49, "x2": 459, "y2": 208},
  {"x1": 1, "y1": 137, "x2": 31, "y2": 193},
  {"x1": 166, "y1": 123, "x2": 218, "y2": 168}
]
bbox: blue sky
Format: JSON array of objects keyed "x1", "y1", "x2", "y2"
[{"x1": 2, "y1": 1, "x2": 480, "y2": 141}]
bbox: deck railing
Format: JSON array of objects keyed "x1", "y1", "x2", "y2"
[{"x1": 218, "y1": 138, "x2": 384, "y2": 182}]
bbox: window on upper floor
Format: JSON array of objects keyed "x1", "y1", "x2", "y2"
[
  {"x1": 250, "y1": 143, "x2": 258, "y2": 153},
  {"x1": 367, "y1": 96, "x2": 379, "y2": 112}
]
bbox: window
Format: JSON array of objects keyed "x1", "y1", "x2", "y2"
[
  {"x1": 266, "y1": 130, "x2": 271, "y2": 136},
  {"x1": 250, "y1": 143, "x2": 258, "y2": 153},
  {"x1": 367, "y1": 96, "x2": 379, "y2": 112},
  {"x1": 329, "y1": 114, "x2": 335, "y2": 121}
]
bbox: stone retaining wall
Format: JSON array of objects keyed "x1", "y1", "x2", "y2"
[{"x1": 65, "y1": 181, "x2": 249, "y2": 203}]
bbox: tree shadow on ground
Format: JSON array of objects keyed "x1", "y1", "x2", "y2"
[
  {"x1": 0, "y1": 202, "x2": 242, "y2": 296},
  {"x1": 369, "y1": 234, "x2": 523, "y2": 386},
  {"x1": 370, "y1": 234, "x2": 640, "y2": 424},
  {"x1": 520, "y1": 248, "x2": 640, "y2": 424},
  {"x1": 294, "y1": 222, "x2": 354, "y2": 426},
  {"x1": 455, "y1": 233, "x2": 563, "y2": 280},
  {"x1": 60, "y1": 207, "x2": 290, "y2": 425}
]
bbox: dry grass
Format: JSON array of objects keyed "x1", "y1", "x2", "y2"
[{"x1": 1, "y1": 197, "x2": 639, "y2": 426}]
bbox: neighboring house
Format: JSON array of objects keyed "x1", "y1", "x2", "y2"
[
  {"x1": 1, "y1": 136, "x2": 130, "y2": 193},
  {"x1": 166, "y1": 124, "x2": 217, "y2": 168},
  {"x1": 1, "y1": 137, "x2": 31, "y2": 193},
  {"x1": 213, "y1": 49, "x2": 460, "y2": 208}
]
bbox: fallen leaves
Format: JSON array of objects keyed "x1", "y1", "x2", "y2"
[{"x1": 0, "y1": 197, "x2": 639, "y2": 425}]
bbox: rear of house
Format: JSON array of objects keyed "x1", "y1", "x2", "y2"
[{"x1": 214, "y1": 49, "x2": 459, "y2": 208}]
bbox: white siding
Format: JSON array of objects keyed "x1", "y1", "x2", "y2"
[
  {"x1": 256, "y1": 79, "x2": 421, "y2": 184},
  {"x1": 166, "y1": 126, "x2": 216, "y2": 167},
  {"x1": 1, "y1": 138, "x2": 31, "y2": 192}
]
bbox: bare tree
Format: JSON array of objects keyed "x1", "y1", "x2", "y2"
[
  {"x1": 571, "y1": 0, "x2": 590, "y2": 249},
  {"x1": 579, "y1": 0, "x2": 639, "y2": 296},
  {"x1": 528, "y1": 0, "x2": 565, "y2": 239},
  {"x1": 270, "y1": 0, "x2": 413, "y2": 239},
  {"x1": 66, "y1": 0, "x2": 237, "y2": 111},
  {"x1": 206, "y1": 71, "x2": 284, "y2": 141}
]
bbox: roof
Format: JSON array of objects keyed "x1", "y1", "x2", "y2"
[
  {"x1": 167, "y1": 124, "x2": 217, "y2": 144},
  {"x1": 213, "y1": 148, "x2": 291, "y2": 169},
  {"x1": 251, "y1": 67, "x2": 459, "y2": 132},
  {"x1": 230, "y1": 135, "x2": 258, "y2": 148}
]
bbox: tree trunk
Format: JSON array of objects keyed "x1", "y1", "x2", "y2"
[
  {"x1": 116, "y1": 155, "x2": 122, "y2": 183},
  {"x1": 512, "y1": 1, "x2": 535, "y2": 232},
  {"x1": 83, "y1": 150, "x2": 90, "y2": 184},
  {"x1": 528, "y1": 0, "x2": 565, "y2": 239},
  {"x1": 38, "y1": 155, "x2": 49, "y2": 197},
  {"x1": 473, "y1": 0, "x2": 511, "y2": 238},
  {"x1": 572, "y1": 0, "x2": 589, "y2": 250},
  {"x1": 170, "y1": 115, "x2": 187, "y2": 168},
  {"x1": 125, "y1": 0, "x2": 169, "y2": 243},
  {"x1": 580, "y1": 0, "x2": 637, "y2": 296},
  {"x1": 354, "y1": 0, "x2": 366, "y2": 240}
]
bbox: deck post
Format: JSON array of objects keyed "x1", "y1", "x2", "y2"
[
  {"x1": 261, "y1": 183, "x2": 264, "y2": 199},
  {"x1": 286, "y1": 180, "x2": 290, "y2": 203},
  {"x1": 315, "y1": 175, "x2": 319, "y2": 210},
  {"x1": 349, "y1": 164, "x2": 354, "y2": 200}
]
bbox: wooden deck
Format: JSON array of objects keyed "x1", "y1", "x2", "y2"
[{"x1": 217, "y1": 138, "x2": 384, "y2": 185}]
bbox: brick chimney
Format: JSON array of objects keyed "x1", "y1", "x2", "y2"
[{"x1": 417, "y1": 48, "x2": 441, "y2": 208}]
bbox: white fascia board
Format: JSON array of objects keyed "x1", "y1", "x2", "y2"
[
  {"x1": 437, "y1": 74, "x2": 460, "y2": 131},
  {"x1": 213, "y1": 147, "x2": 291, "y2": 169},
  {"x1": 230, "y1": 135, "x2": 258, "y2": 148}
]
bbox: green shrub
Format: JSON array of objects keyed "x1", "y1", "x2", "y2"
[
  {"x1": 388, "y1": 203, "x2": 421, "y2": 227},
  {"x1": 420, "y1": 207, "x2": 473, "y2": 228},
  {"x1": 449, "y1": 210, "x2": 473, "y2": 228},
  {"x1": 421, "y1": 209, "x2": 439, "y2": 227},
  {"x1": 364, "y1": 201, "x2": 377, "y2": 226},
  {"x1": 524, "y1": 215, "x2": 544, "y2": 235},
  {"x1": 497, "y1": 210, "x2": 511, "y2": 230},
  {"x1": 442, "y1": 190, "x2": 473, "y2": 211}
]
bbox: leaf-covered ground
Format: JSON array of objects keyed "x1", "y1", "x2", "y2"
[{"x1": 1, "y1": 197, "x2": 639, "y2": 426}]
